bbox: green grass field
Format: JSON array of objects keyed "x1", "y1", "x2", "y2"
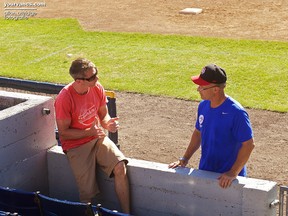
[{"x1": 0, "y1": 18, "x2": 287, "y2": 112}]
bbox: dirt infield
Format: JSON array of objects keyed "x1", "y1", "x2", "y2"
[
  {"x1": 19, "y1": 0, "x2": 288, "y2": 185},
  {"x1": 38, "y1": 0, "x2": 288, "y2": 41}
]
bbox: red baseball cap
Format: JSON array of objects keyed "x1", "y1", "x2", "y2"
[{"x1": 191, "y1": 64, "x2": 227, "y2": 86}]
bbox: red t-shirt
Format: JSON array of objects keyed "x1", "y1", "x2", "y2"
[{"x1": 54, "y1": 82, "x2": 107, "y2": 151}]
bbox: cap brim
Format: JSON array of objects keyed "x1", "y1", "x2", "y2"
[{"x1": 191, "y1": 75, "x2": 211, "y2": 86}]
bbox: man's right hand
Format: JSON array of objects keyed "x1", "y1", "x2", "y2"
[
  {"x1": 168, "y1": 158, "x2": 188, "y2": 169},
  {"x1": 90, "y1": 121, "x2": 106, "y2": 139},
  {"x1": 95, "y1": 127, "x2": 106, "y2": 139}
]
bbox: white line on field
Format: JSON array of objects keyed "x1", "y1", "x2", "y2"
[{"x1": 25, "y1": 46, "x2": 73, "y2": 65}]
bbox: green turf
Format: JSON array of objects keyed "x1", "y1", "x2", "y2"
[{"x1": 0, "y1": 18, "x2": 287, "y2": 112}]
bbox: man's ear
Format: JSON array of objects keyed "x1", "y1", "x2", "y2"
[
  {"x1": 75, "y1": 79, "x2": 82, "y2": 84},
  {"x1": 213, "y1": 86, "x2": 220, "y2": 93}
]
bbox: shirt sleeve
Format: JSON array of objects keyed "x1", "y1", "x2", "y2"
[
  {"x1": 232, "y1": 110, "x2": 254, "y2": 143},
  {"x1": 54, "y1": 89, "x2": 72, "y2": 120},
  {"x1": 95, "y1": 82, "x2": 108, "y2": 107}
]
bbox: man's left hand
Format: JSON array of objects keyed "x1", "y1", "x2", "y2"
[
  {"x1": 217, "y1": 171, "x2": 237, "y2": 189},
  {"x1": 106, "y1": 117, "x2": 119, "y2": 133}
]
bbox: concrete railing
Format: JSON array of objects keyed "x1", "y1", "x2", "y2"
[
  {"x1": 48, "y1": 145, "x2": 277, "y2": 216},
  {"x1": 0, "y1": 91, "x2": 57, "y2": 193}
]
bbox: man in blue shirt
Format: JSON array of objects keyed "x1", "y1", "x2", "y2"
[{"x1": 169, "y1": 64, "x2": 255, "y2": 188}]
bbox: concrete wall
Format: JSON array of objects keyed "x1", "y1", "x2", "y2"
[
  {"x1": 0, "y1": 89, "x2": 278, "y2": 216},
  {"x1": 0, "y1": 91, "x2": 57, "y2": 193},
  {"x1": 48, "y1": 145, "x2": 277, "y2": 216}
]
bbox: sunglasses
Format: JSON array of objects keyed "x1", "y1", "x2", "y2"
[
  {"x1": 198, "y1": 85, "x2": 220, "y2": 92},
  {"x1": 77, "y1": 71, "x2": 98, "y2": 82}
]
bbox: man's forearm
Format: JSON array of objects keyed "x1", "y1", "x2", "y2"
[
  {"x1": 183, "y1": 129, "x2": 201, "y2": 160},
  {"x1": 100, "y1": 114, "x2": 111, "y2": 129},
  {"x1": 59, "y1": 127, "x2": 94, "y2": 140},
  {"x1": 229, "y1": 139, "x2": 255, "y2": 176}
]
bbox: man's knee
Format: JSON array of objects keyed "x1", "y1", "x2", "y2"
[{"x1": 113, "y1": 161, "x2": 127, "y2": 177}]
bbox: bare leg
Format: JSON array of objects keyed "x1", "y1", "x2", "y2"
[{"x1": 113, "y1": 161, "x2": 130, "y2": 213}]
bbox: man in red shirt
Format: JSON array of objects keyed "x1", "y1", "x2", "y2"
[{"x1": 54, "y1": 58, "x2": 130, "y2": 213}]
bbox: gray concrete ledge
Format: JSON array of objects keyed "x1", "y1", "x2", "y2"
[{"x1": 48, "y1": 146, "x2": 277, "y2": 216}]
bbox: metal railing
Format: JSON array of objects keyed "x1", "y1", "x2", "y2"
[{"x1": 279, "y1": 186, "x2": 288, "y2": 216}]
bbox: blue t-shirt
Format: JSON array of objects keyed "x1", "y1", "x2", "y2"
[{"x1": 195, "y1": 96, "x2": 253, "y2": 176}]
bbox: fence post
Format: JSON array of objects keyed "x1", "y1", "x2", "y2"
[{"x1": 106, "y1": 91, "x2": 119, "y2": 149}]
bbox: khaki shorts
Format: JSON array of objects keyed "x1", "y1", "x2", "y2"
[{"x1": 66, "y1": 136, "x2": 128, "y2": 203}]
